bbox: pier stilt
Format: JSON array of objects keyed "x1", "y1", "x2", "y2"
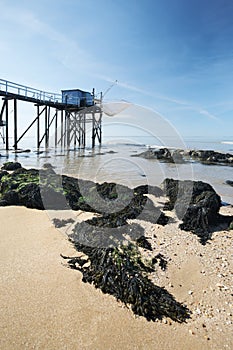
[{"x1": 13, "y1": 99, "x2": 17, "y2": 150}]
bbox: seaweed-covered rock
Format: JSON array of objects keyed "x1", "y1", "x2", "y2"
[
  {"x1": 1, "y1": 190, "x2": 19, "y2": 205},
  {"x1": 18, "y1": 183, "x2": 44, "y2": 209},
  {"x1": 190, "y1": 150, "x2": 233, "y2": 165},
  {"x1": 0, "y1": 170, "x2": 8, "y2": 180},
  {"x1": 0, "y1": 167, "x2": 44, "y2": 209},
  {"x1": 96, "y1": 182, "x2": 119, "y2": 200},
  {"x1": 162, "y1": 178, "x2": 222, "y2": 243},
  {"x1": 2, "y1": 162, "x2": 22, "y2": 171}
]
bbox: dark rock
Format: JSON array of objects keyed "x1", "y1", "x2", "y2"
[
  {"x1": 17, "y1": 183, "x2": 44, "y2": 209},
  {"x1": 52, "y1": 218, "x2": 75, "y2": 228},
  {"x1": 96, "y1": 182, "x2": 119, "y2": 200},
  {"x1": 226, "y1": 180, "x2": 233, "y2": 187},
  {"x1": 189, "y1": 150, "x2": 233, "y2": 165},
  {"x1": 152, "y1": 253, "x2": 167, "y2": 270},
  {"x1": 132, "y1": 148, "x2": 185, "y2": 163},
  {"x1": 0, "y1": 170, "x2": 8, "y2": 180},
  {"x1": 136, "y1": 236, "x2": 152, "y2": 250},
  {"x1": 162, "y1": 178, "x2": 222, "y2": 243},
  {"x1": 2, "y1": 162, "x2": 22, "y2": 171},
  {"x1": 1, "y1": 190, "x2": 19, "y2": 205},
  {"x1": 43, "y1": 163, "x2": 56, "y2": 169},
  {"x1": 171, "y1": 149, "x2": 185, "y2": 163},
  {"x1": 133, "y1": 185, "x2": 163, "y2": 197},
  {"x1": 134, "y1": 185, "x2": 149, "y2": 195}
]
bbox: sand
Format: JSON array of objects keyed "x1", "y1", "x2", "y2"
[{"x1": 0, "y1": 205, "x2": 232, "y2": 350}]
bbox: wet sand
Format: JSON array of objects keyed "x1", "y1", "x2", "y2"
[{"x1": 0, "y1": 206, "x2": 232, "y2": 350}]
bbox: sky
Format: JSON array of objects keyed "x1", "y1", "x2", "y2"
[{"x1": 0, "y1": 0, "x2": 233, "y2": 142}]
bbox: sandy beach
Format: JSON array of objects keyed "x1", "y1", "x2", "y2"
[{"x1": 0, "y1": 205, "x2": 232, "y2": 350}]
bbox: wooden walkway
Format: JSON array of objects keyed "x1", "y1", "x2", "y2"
[{"x1": 0, "y1": 79, "x2": 84, "y2": 109}]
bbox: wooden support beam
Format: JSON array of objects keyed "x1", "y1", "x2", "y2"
[
  {"x1": 0, "y1": 99, "x2": 7, "y2": 122},
  {"x1": 92, "y1": 111, "x2": 95, "y2": 148},
  {"x1": 55, "y1": 109, "x2": 58, "y2": 147},
  {"x1": 60, "y1": 110, "x2": 63, "y2": 147},
  {"x1": 37, "y1": 105, "x2": 40, "y2": 149},
  {"x1": 14, "y1": 99, "x2": 17, "y2": 150},
  {"x1": 66, "y1": 112, "x2": 71, "y2": 148},
  {"x1": 64, "y1": 110, "x2": 67, "y2": 148},
  {"x1": 45, "y1": 106, "x2": 48, "y2": 147},
  {"x1": 13, "y1": 115, "x2": 38, "y2": 147},
  {"x1": 5, "y1": 99, "x2": 9, "y2": 150},
  {"x1": 47, "y1": 106, "x2": 50, "y2": 145}
]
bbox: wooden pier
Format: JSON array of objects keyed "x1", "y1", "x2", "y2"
[{"x1": 0, "y1": 79, "x2": 102, "y2": 150}]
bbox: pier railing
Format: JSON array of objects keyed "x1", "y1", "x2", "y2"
[{"x1": 0, "y1": 79, "x2": 62, "y2": 104}]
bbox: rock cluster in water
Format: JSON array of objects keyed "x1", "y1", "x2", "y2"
[
  {"x1": 188, "y1": 149, "x2": 233, "y2": 165},
  {"x1": 131, "y1": 148, "x2": 185, "y2": 163},
  {"x1": 132, "y1": 148, "x2": 233, "y2": 166}
]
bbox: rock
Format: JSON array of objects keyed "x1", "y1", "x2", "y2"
[
  {"x1": 0, "y1": 170, "x2": 8, "y2": 180},
  {"x1": 189, "y1": 150, "x2": 233, "y2": 165},
  {"x1": 161, "y1": 178, "x2": 224, "y2": 243},
  {"x1": 18, "y1": 183, "x2": 44, "y2": 209},
  {"x1": 136, "y1": 236, "x2": 152, "y2": 250},
  {"x1": 133, "y1": 184, "x2": 163, "y2": 197},
  {"x1": 171, "y1": 149, "x2": 185, "y2": 163},
  {"x1": 131, "y1": 148, "x2": 185, "y2": 163},
  {"x1": 52, "y1": 218, "x2": 75, "y2": 228},
  {"x1": 2, "y1": 162, "x2": 22, "y2": 171},
  {"x1": 226, "y1": 180, "x2": 233, "y2": 187},
  {"x1": 43, "y1": 162, "x2": 56, "y2": 169},
  {"x1": 1, "y1": 190, "x2": 19, "y2": 205},
  {"x1": 106, "y1": 150, "x2": 117, "y2": 154}
]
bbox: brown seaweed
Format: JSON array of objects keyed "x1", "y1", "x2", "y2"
[{"x1": 63, "y1": 235, "x2": 190, "y2": 323}]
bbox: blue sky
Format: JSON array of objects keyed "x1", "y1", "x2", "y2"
[{"x1": 0, "y1": 0, "x2": 233, "y2": 140}]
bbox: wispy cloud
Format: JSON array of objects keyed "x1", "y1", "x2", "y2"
[
  {"x1": 198, "y1": 109, "x2": 220, "y2": 121},
  {"x1": 100, "y1": 77, "x2": 221, "y2": 122}
]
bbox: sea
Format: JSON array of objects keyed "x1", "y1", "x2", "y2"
[{"x1": 0, "y1": 135, "x2": 233, "y2": 205}]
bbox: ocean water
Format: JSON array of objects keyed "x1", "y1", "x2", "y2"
[{"x1": 0, "y1": 136, "x2": 233, "y2": 205}]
